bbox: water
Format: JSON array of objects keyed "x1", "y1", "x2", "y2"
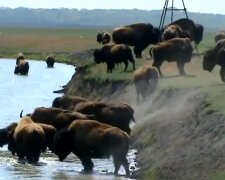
[{"x1": 0, "y1": 59, "x2": 137, "y2": 180}]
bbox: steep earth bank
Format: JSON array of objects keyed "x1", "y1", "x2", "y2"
[{"x1": 64, "y1": 67, "x2": 225, "y2": 180}]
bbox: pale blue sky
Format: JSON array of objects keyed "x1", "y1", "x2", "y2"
[{"x1": 0, "y1": 0, "x2": 224, "y2": 15}]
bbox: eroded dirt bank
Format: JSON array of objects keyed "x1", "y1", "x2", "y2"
[{"x1": 64, "y1": 68, "x2": 225, "y2": 180}]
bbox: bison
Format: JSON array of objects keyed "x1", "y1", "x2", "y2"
[
  {"x1": 203, "y1": 39, "x2": 225, "y2": 82},
  {"x1": 97, "y1": 32, "x2": 111, "y2": 44},
  {"x1": 0, "y1": 122, "x2": 18, "y2": 147},
  {"x1": 8, "y1": 116, "x2": 46, "y2": 163},
  {"x1": 74, "y1": 101, "x2": 135, "y2": 135},
  {"x1": 215, "y1": 31, "x2": 225, "y2": 43},
  {"x1": 14, "y1": 55, "x2": 29, "y2": 75},
  {"x1": 53, "y1": 120, "x2": 130, "y2": 176},
  {"x1": 163, "y1": 18, "x2": 204, "y2": 45},
  {"x1": 23, "y1": 107, "x2": 94, "y2": 130},
  {"x1": 150, "y1": 38, "x2": 193, "y2": 76},
  {"x1": 93, "y1": 43, "x2": 135, "y2": 73},
  {"x1": 112, "y1": 23, "x2": 160, "y2": 58},
  {"x1": 46, "y1": 54, "x2": 55, "y2": 68},
  {"x1": 161, "y1": 24, "x2": 188, "y2": 41},
  {"x1": 134, "y1": 65, "x2": 159, "y2": 102},
  {"x1": 52, "y1": 95, "x2": 89, "y2": 111}
]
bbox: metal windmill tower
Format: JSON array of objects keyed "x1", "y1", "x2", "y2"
[{"x1": 159, "y1": 0, "x2": 188, "y2": 30}]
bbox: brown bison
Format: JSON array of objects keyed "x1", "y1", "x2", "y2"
[
  {"x1": 203, "y1": 39, "x2": 225, "y2": 82},
  {"x1": 96, "y1": 32, "x2": 111, "y2": 44},
  {"x1": 14, "y1": 55, "x2": 29, "y2": 75},
  {"x1": 46, "y1": 54, "x2": 55, "y2": 68},
  {"x1": 93, "y1": 43, "x2": 135, "y2": 73},
  {"x1": 215, "y1": 31, "x2": 225, "y2": 43},
  {"x1": 151, "y1": 38, "x2": 193, "y2": 76},
  {"x1": 162, "y1": 18, "x2": 204, "y2": 45},
  {"x1": 112, "y1": 23, "x2": 160, "y2": 58},
  {"x1": 75, "y1": 101, "x2": 135, "y2": 135},
  {"x1": 52, "y1": 95, "x2": 89, "y2": 111},
  {"x1": 53, "y1": 120, "x2": 130, "y2": 176},
  {"x1": 0, "y1": 121, "x2": 56, "y2": 152},
  {"x1": 134, "y1": 65, "x2": 159, "y2": 102},
  {"x1": 8, "y1": 116, "x2": 46, "y2": 163},
  {"x1": 0, "y1": 122, "x2": 18, "y2": 147},
  {"x1": 22, "y1": 107, "x2": 94, "y2": 130}
]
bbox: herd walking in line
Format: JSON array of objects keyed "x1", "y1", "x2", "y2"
[{"x1": 1, "y1": 16, "x2": 225, "y2": 177}]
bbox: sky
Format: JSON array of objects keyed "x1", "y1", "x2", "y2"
[{"x1": 0, "y1": 0, "x2": 224, "y2": 15}]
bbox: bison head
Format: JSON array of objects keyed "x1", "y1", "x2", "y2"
[
  {"x1": 93, "y1": 49, "x2": 104, "y2": 64},
  {"x1": 202, "y1": 49, "x2": 217, "y2": 72},
  {"x1": 194, "y1": 24, "x2": 204, "y2": 45},
  {"x1": 0, "y1": 122, "x2": 17, "y2": 147},
  {"x1": 53, "y1": 128, "x2": 73, "y2": 161},
  {"x1": 96, "y1": 33, "x2": 103, "y2": 43},
  {"x1": 151, "y1": 27, "x2": 161, "y2": 44}
]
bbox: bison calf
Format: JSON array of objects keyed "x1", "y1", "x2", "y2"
[
  {"x1": 134, "y1": 65, "x2": 159, "y2": 102},
  {"x1": 54, "y1": 120, "x2": 130, "y2": 176},
  {"x1": 151, "y1": 38, "x2": 193, "y2": 76},
  {"x1": 93, "y1": 43, "x2": 135, "y2": 73}
]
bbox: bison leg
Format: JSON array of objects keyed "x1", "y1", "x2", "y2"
[
  {"x1": 122, "y1": 157, "x2": 130, "y2": 177},
  {"x1": 80, "y1": 156, "x2": 94, "y2": 173},
  {"x1": 123, "y1": 61, "x2": 129, "y2": 72},
  {"x1": 177, "y1": 61, "x2": 186, "y2": 76},
  {"x1": 113, "y1": 156, "x2": 122, "y2": 176},
  {"x1": 220, "y1": 67, "x2": 225, "y2": 82},
  {"x1": 134, "y1": 46, "x2": 142, "y2": 58}
]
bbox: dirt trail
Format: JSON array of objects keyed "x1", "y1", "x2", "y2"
[{"x1": 131, "y1": 88, "x2": 225, "y2": 180}]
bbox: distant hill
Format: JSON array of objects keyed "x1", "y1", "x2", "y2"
[{"x1": 0, "y1": 7, "x2": 224, "y2": 31}]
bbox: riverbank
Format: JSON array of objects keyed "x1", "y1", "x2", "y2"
[{"x1": 62, "y1": 53, "x2": 225, "y2": 180}]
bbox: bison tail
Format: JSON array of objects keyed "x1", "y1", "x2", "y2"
[{"x1": 149, "y1": 47, "x2": 154, "y2": 58}]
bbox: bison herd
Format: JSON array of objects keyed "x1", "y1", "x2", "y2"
[
  {"x1": 0, "y1": 95, "x2": 135, "y2": 177},
  {"x1": 95, "y1": 18, "x2": 225, "y2": 101},
  {"x1": 14, "y1": 53, "x2": 56, "y2": 75}
]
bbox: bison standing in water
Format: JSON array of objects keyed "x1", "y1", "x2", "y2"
[
  {"x1": 46, "y1": 54, "x2": 55, "y2": 68},
  {"x1": 96, "y1": 32, "x2": 111, "y2": 44},
  {"x1": 134, "y1": 65, "x2": 159, "y2": 102},
  {"x1": 151, "y1": 38, "x2": 193, "y2": 77},
  {"x1": 53, "y1": 120, "x2": 130, "y2": 177},
  {"x1": 14, "y1": 54, "x2": 29, "y2": 75},
  {"x1": 112, "y1": 23, "x2": 160, "y2": 58},
  {"x1": 203, "y1": 39, "x2": 225, "y2": 82},
  {"x1": 8, "y1": 116, "x2": 46, "y2": 163},
  {"x1": 93, "y1": 43, "x2": 135, "y2": 73}
]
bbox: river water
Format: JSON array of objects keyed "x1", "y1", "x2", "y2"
[{"x1": 0, "y1": 59, "x2": 136, "y2": 180}]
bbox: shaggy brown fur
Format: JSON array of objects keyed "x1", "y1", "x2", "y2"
[
  {"x1": 46, "y1": 55, "x2": 55, "y2": 68},
  {"x1": 168, "y1": 18, "x2": 204, "y2": 45},
  {"x1": 112, "y1": 23, "x2": 160, "y2": 58},
  {"x1": 74, "y1": 101, "x2": 135, "y2": 135},
  {"x1": 215, "y1": 31, "x2": 225, "y2": 43},
  {"x1": 93, "y1": 43, "x2": 135, "y2": 73},
  {"x1": 24, "y1": 107, "x2": 93, "y2": 130},
  {"x1": 52, "y1": 95, "x2": 89, "y2": 111},
  {"x1": 8, "y1": 116, "x2": 45, "y2": 163},
  {"x1": 97, "y1": 32, "x2": 111, "y2": 44},
  {"x1": 134, "y1": 65, "x2": 159, "y2": 102},
  {"x1": 161, "y1": 24, "x2": 186, "y2": 41},
  {"x1": 203, "y1": 39, "x2": 225, "y2": 82},
  {"x1": 53, "y1": 120, "x2": 130, "y2": 176},
  {"x1": 151, "y1": 38, "x2": 193, "y2": 76},
  {"x1": 14, "y1": 58, "x2": 29, "y2": 75}
]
